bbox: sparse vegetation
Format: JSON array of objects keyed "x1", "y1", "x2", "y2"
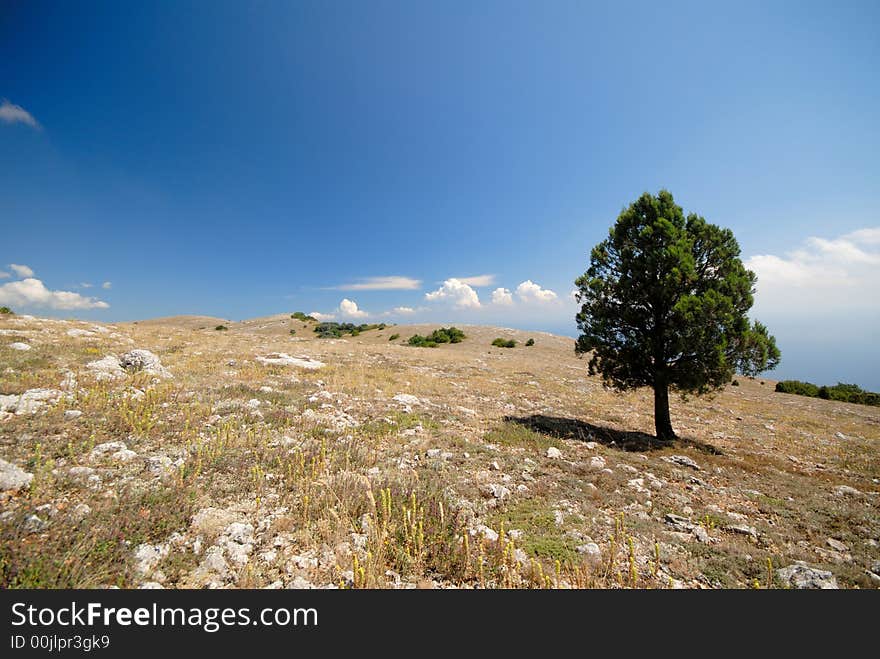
[
  {"x1": 214, "y1": 325, "x2": 228, "y2": 331},
  {"x1": 291, "y1": 312, "x2": 317, "y2": 322},
  {"x1": 388, "y1": 334, "x2": 400, "y2": 341},
  {"x1": 525, "y1": 338, "x2": 535, "y2": 347},
  {"x1": 0, "y1": 311, "x2": 876, "y2": 591},
  {"x1": 289, "y1": 329, "x2": 296, "y2": 335},
  {"x1": 0, "y1": 306, "x2": 13, "y2": 315},
  {"x1": 492, "y1": 338, "x2": 516, "y2": 348}
]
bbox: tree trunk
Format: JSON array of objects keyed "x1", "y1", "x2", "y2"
[{"x1": 653, "y1": 378, "x2": 676, "y2": 441}]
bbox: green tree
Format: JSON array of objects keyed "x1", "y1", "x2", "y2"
[{"x1": 574, "y1": 190, "x2": 780, "y2": 440}]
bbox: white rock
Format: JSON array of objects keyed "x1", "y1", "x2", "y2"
[
  {"x1": 67, "y1": 329, "x2": 96, "y2": 338},
  {"x1": 8, "y1": 342, "x2": 31, "y2": 351},
  {"x1": 255, "y1": 353, "x2": 325, "y2": 370},
  {"x1": 87, "y1": 355, "x2": 126, "y2": 380},
  {"x1": 661, "y1": 455, "x2": 701, "y2": 470},
  {"x1": 199, "y1": 546, "x2": 229, "y2": 577},
  {"x1": 589, "y1": 456, "x2": 606, "y2": 470},
  {"x1": 112, "y1": 449, "x2": 139, "y2": 463},
  {"x1": 0, "y1": 459, "x2": 33, "y2": 491},
  {"x1": 14, "y1": 388, "x2": 63, "y2": 415},
  {"x1": 470, "y1": 525, "x2": 500, "y2": 543},
  {"x1": 776, "y1": 562, "x2": 838, "y2": 589},
  {"x1": 482, "y1": 483, "x2": 511, "y2": 500},
  {"x1": 89, "y1": 441, "x2": 128, "y2": 462},
  {"x1": 120, "y1": 350, "x2": 172, "y2": 378},
  {"x1": 546, "y1": 447, "x2": 562, "y2": 459},
  {"x1": 576, "y1": 542, "x2": 602, "y2": 561},
  {"x1": 834, "y1": 485, "x2": 862, "y2": 497},
  {"x1": 133, "y1": 543, "x2": 169, "y2": 577},
  {"x1": 392, "y1": 393, "x2": 421, "y2": 406},
  {"x1": 64, "y1": 409, "x2": 82, "y2": 420},
  {"x1": 288, "y1": 575, "x2": 316, "y2": 589}
]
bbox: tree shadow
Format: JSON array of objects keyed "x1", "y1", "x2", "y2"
[{"x1": 504, "y1": 414, "x2": 723, "y2": 455}]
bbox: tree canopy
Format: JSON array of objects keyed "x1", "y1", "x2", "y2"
[{"x1": 574, "y1": 190, "x2": 780, "y2": 440}]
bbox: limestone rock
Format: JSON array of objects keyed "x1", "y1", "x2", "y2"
[{"x1": 0, "y1": 459, "x2": 33, "y2": 492}]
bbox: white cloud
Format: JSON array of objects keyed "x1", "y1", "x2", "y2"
[
  {"x1": 425, "y1": 278, "x2": 481, "y2": 309},
  {"x1": 745, "y1": 226, "x2": 880, "y2": 314},
  {"x1": 0, "y1": 278, "x2": 109, "y2": 310},
  {"x1": 338, "y1": 298, "x2": 368, "y2": 319},
  {"x1": 9, "y1": 264, "x2": 34, "y2": 278},
  {"x1": 0, "y1": 100, "x2": 40, "y2": 129},
  {"x1": 0, "y1": 271, "x2": 9, "y2": 279},
  {"x1": 102, "y1": 281, "x2": 112, "y2": 290},
  {"x1": 334, "y1": 276, "x2": 421, "y2": 291},
  {"x1": 310, "y1": 311, "x2": 336, "y2": 322},
  {"x1": 456, "y1": 274, "x2": 496, "y2": 287},
  {"x1": 491, "y1": 287, "x2": 513, "y2": 306},
  {"x1": 392, "y1": 306, "x2": 416, "y2": 315},
  {"x1": 80, "y1": 282, "x2": 93, "y2": 288},
  {"x1": 516, "y1": 280, "x2": 558, "y2": 303}
]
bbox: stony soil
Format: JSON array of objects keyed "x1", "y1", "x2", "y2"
[{"x1": 1, "y1": 313, "x2": 877, "y2": 589}]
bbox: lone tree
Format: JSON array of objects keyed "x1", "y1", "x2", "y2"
[{"x1": 574, "y1": 190, "x2": 780, "y2": 441}]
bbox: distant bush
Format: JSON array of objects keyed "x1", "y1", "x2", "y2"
[
  {"x1": 492, "y1": 338, "x2": 517, "y2": 348},
  {"x1": 0, "y1": 306, "x2": 13, "y2": 315},
  {"x1": 289, "y1": 329, "x2": 296, "y2": 335},
  {"x1": 775, "y1": 380, "x2": 879, "y2": 407},
  {"x1": 313, "y1": 322, "x2": 384, "y2": 339},
  {"x1": 214, "y1": 325, "x2": 228, "y2": 331},
  {"x1": 389, "y1": 333, "x2": 400, "y2": 341},
  {"x1": 775, "y1": 380, "x2": 820, "y2": 397},
  {"x1": 731, "y1": 379, "x2": 739, "y2": 386},
  {"x1": 407, "y1": 327, "x2": 466, "y2": 348},
  {"x1": 291, "y1": 312, "x2": 317, "y2": 322},
  {"x1": 525, "y1": 338, "x2": 535, "y2": 346}
]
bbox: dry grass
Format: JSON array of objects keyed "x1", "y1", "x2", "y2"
[{"x1": 0, "y1": 313, "x2": 877, "y2": 589}]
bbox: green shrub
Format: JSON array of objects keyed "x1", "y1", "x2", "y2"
[
  {"x1": 289, "y1": 329, "x2": 296, "y2": 335},
  {"x1": 389, "y1": 334, "x2": 400, "y2": 341},
  {"x1": 731, "y1": 379, "x2": 740, "y2": 386},
  {"x1": 214, "y1": 325, "x2": 228, "y2": 331},
  {"x1": 407, "y1": 327, "x2": 465, "y2": 348},
  {"x1": 291, "y1": 312, "x2": 317, "y2": 322},
  {"x1": 775, "y1": 380, "x2": 819, "y2": 397},
  {"x1": 0, "y1": 306, "x2": 13, "y2": 315},
  {"x1": 313, "y1": 322, "x2": 383, "y2": 339},
  {"x1": 525, "y1": 338, "x2": 535, "y2": 346},
  {"x1": 492, "y1": 338, "x2": 516, "y2": 348},
  {"x1": 775, "y1": 379, "x2": 878, "y2": 406}
]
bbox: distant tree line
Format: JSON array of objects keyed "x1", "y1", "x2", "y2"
[{"x1": 775, "y1": 380, "x2": 879, "y2": 407}]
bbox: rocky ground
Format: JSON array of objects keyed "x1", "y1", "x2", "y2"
[{"x1": 1, "y1": 312, "x2": 878, "y2": 589}]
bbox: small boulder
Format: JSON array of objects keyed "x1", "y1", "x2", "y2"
[
  {"x1": 776, "y1": 562, "x2": 838, "y2": 589},
  {"x1": 0, "y1": 459, "x2": 33, "y2": 492}
]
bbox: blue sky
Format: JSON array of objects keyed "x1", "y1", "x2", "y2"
[{"x1": 1, "y1": 1, "x2": 878, "y2": 388}]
